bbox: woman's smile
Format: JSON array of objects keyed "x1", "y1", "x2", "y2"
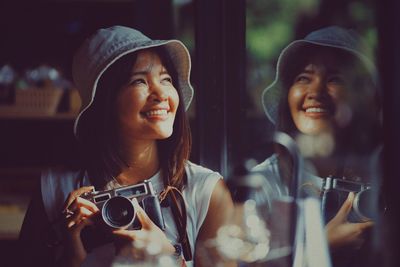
[
  {"x1": 116, "y1": 49, "x2": 179, "y2": 140},
  {"x1": 141, "y1": 108, "x2": 170, "y2": 120},
  {"x1": 302, "y1": 104, "x2": 334, "y2": 118},
  {"x1": 288, "y1": 58, "x2": 348, "y2": 135}
]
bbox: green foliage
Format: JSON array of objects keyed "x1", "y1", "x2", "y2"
[
  {"x1": 246, "y1": 22, "x2": 292, "y2": 63},
  {"x1": 246, "y1": 0, "x2": 377, "y2": 114}
]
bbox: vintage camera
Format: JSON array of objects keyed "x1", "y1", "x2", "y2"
[
  {"x1": 80, "y1": 180, "x2": 165, "y2": 251},
  {"x1": 321, "y1": 176, "x2": 377, "y2": 223}
]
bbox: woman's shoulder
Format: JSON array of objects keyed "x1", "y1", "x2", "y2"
[
  {"x1": 41, "y1": 168, "x2": 88, "y2": 192},
  {"x1": 185, "y1": 161, "x2": 221, "y2": 178},
  {"x1": 183, "y1": 161, "x2": 224, "y2": 232},
  {"x1": 42, "y1": 167, "x2": 84, "y2": 181},
  {"x1": 41, "y1": 167, "x2": 88, "y2": 221},
  {"x1": 184, "y1": 161, "x2": 222, "y2": 192},
  {"x1": 252, "y1": 154, "x2": 279, "y2": 173}
]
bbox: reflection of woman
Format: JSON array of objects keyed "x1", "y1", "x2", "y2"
[
  {"x1": 19, "y1": 26, "x2": 233, "y2": 267},
  {"x1": 254, "y1": 26, "x2": 381, "y2": 266}
]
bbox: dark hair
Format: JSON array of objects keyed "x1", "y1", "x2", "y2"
[
  {"x1": 276, "y1": 45, "x2": 381, "y2": 154},
  {"x1": 78, "y1": 46, "x2": 191, "y2": 190}
]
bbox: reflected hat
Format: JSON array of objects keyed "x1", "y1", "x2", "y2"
[
  {"x1": 72, "y1": 25, "x2": 194, "y2": 137},
  {"x1": 262, "y1": 26, "x2": 377, "y2": 124}
]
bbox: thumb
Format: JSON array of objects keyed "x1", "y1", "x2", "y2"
[
  {"x1": 332, "y1": 192, "x2": 355, "y2": 222},
  {"x1": 132, "y1": 198, "x2": 154, "y2": 230}
]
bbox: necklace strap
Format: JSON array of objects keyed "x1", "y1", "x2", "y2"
[{"x1": 159, "y1": 186, "x2": 192, "y2": 262}]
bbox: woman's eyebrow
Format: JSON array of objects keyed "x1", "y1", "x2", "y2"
[
  {"x1": 301, "y1": 64, "x2": 317, "y2": 74},
  {"x1": 299, "y1": 68, "x2": 315, "y2": 75},
  {"x1": 160, "y1": 69, "x2": 170, "y2": 75},
  {"x1": 130, "y1": 68, "x2": 169, "y2": 76},
  {"x1": 131, "y1": 70, "x2": 148, "y2": 76},
  {"x1": 326, "y1": 68, "x2": 342, "y2": 75}
]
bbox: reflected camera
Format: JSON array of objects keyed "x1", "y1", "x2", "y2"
[{"x1": 321, "y1": 176, "x2": 375, "y2": 223}]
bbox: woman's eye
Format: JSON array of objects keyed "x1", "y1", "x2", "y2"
[
  {"x1": 295, "y1": 75, "x2": 310, "y2": 83},
  {"x1": 130, "y1": 78, "x2": 146, "y2": 85},
  {"x1": 161, "y1": 76, "x2": 173, "y2": 84},
  {"x1": 328, "y1": 76, "x2": 344, "y2": 84}
]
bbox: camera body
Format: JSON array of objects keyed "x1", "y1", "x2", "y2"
[
  {"x1": 321, "y1": 176, "x2": 374, "y2": 223},
  {"x1": 80, "y1": 180, "x2": 165, "y2": 251}
]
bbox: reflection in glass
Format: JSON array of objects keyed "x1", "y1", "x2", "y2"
[{"x1": 253, "y1": 24, "x2": 382, "y2": 267}]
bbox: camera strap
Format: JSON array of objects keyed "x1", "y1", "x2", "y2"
[{"x1": 159, "y1": 186, "x2": 192, "y2": 263}]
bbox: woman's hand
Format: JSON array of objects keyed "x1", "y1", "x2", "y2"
[
  {"x1": 112, "y1": 199, "x2": 175, "y2": 257},
  {"x1": 325, "y1": 192, "x2": 374, "y2": 251},
  {"x1": 61, "y1": 186, "x2": 99, "y2": 267}
]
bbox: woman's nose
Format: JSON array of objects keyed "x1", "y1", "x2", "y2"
[
  {"x1": 307, "y1": 79, "x2": 327, "y2": 99},
  {"x1": 149, "y1": 82, "x2": 168, "y2": 102}
]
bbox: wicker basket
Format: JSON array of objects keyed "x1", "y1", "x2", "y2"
[{"x1": 0, "y1": 88, "x2": 64, "y2": 116}]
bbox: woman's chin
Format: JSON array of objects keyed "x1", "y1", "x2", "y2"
[
  {"x1": 155, "y1": 129, "x2": 174, "y2": 140},
  {"x1": 297, "y1": 123, "x2": 336, "y2": 136}
]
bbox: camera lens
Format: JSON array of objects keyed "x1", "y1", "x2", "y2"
[
  {"x1": 102, "y1": 196, "x2": 136, "y2": 229},
  {"x1": 353, "y1": 189, "x2": 374, "y2": 221}
]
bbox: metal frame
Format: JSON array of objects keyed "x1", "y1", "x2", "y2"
[
  {"x1": 377, "y1": 1, "x2": 400, "y2": 266},
  {"x1": 194, "y1": 0, "x2": 245, "y2": 178}
]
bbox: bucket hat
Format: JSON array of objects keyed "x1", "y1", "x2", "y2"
[
  {"x1": 262, "y1": 26, "x2": 377, "y2": 124},
  {"x1": 72, "y1": 25, "x2": 194, "y2": 137}
]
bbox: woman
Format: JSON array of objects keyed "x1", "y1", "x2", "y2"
[
  {"x1": 254, "y1": 26, "x2": 381, "y2": 266},
  {"x1": 19, "y1": 26, "x2": 233, "y2": 267}
]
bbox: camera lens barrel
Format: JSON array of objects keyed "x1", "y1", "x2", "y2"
[
  {"x1": 352, "y1": 188, "x2": 374, "y2": 222},
  {"x1": 101, "y1": 196, "x2": 136, "y2": 229}
]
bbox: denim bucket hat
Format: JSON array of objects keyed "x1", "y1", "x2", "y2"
[
  {"x1": 72, "y1": 25, "x2": 194, "y2": 137},
  {"x1": 262, "y1": 26, "x2": 377, "y2": 124}
]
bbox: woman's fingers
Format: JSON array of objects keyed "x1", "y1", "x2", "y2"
[
  {"x1": 132, "y1": 198, "x2": 154, "y2": 230},
  {"x1": 68, "y1": 197, "x2": 99, "y2": 214},
  {"x1": 62, "y1": 186, "x2": 95, "y2": 212},
  {"x1": 112, "y1": 229, "x2": 165, "y2": 253},
  {"x1": 72, "y1": 215, "x2": 95, "y2": 231},
  {"x1": 66, "y1": 206, "x2": 96, "y2": 228},
  {"x1": 331, "y1": 192, "x2": 355, "y2": 223},
  {"x1": 327, "y1": 218, "x2": 374, "y2": 250},
  {"x1": 113, "y1": 229, "x2": 136, "y2": 238},
  {"x1": 112, "y1": 229, "x2": 147, "y2": 243},
  {"x1": 61, "y1": 187, "x2": 99, "y2": 231},
  {"x1": 353, "y1": 220, "x2": 374, "y2": 232}
]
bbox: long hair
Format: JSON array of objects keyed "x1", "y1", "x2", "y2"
[{"x1": 77, "y1": 46, "x2": 191, "y2": 190}]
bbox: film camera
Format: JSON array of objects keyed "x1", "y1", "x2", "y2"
[
  {"x1": 321, "y1": 176, "x2": 378, "y2": 223},
  {"x1": 80, "y1": 180, "x2": 165, "y2": 251}
]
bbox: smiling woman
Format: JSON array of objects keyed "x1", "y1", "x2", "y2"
[
  {"x1": 115, "y1": 49, "x2": 180, "y2": 141},
  {"x1": 18, "y1": 26, "x2": 234, "y2": 267},
  {"x1": 263, "y1": 28, "x2": 381, "y2": 157},
  {"x1": 285, "y1": 46, "x2": 377, "y2": 139},
  {"x1": 254, "y1": 26, "x2": 382, "y2": 267}
]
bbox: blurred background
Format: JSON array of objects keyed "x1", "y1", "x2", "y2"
[{"x1": 1, "y1": 0, "x2": 399, "y2": 266}]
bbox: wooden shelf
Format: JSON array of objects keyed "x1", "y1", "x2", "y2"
[{"x1": 0, "y1": 111, "x2": 77, "y2": 120}]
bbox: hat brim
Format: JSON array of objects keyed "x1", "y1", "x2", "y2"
[
  {"x1": 73, "y1": 39, "x2": 193, "y2": 137},
  {"x1": 262, "y1": 40, "x2": 378, "y2": 124}
]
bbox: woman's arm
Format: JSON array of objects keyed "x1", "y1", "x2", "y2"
[
  {"x1": 195, "y1": 179, "x2": 236, "y2": 267},
  {"x1": 59, "y1": 186, "x2": 99, "y2": 267}
]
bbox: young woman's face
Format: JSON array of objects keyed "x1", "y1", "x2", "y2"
[
  {"x1": 288, "y1": 53, "x2": 352, "y2": 135},
  {"x1": 115, "y1": 49, "x2": 179, "y2": 141}
]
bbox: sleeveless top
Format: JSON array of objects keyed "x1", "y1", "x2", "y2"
[
  {"x1": 252, "y1": 154, "x2": 324, "y2": 199},
  {"x1": 41, "y1": 161, "x2": 222, "y2": 267}
]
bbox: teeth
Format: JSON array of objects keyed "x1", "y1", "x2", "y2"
[
  {"x1": 145, "y1": 110, "x2": 167, "y2": 116},
  {"x1": 306, "y1": 107, "x2": 327, "y2": 113}
]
